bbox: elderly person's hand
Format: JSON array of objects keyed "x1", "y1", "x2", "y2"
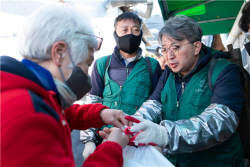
[
  {"x1": 99, "y1": 127, "x2": 129, "y2": 149},
  {"x1": 100, "y1": 109, "x2": 133, "y2": 131}
]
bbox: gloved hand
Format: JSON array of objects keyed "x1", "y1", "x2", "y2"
[
  {"x1": 82, "y1": 142, "x2": 96, "y2": 160},
  {"x1": 124, "y1": 116, "x2": 169, "y2": 148}
]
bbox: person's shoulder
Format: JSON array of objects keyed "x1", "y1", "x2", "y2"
[
  {"x1": 220, "y1": 63, "x2": 242, "y2": 75},
  {"x1": 215, "y1": 58, "x2": 241, "y2": 71},
  {"x1": 212, "y1": 53, "x2": 230, "y2": 59},
  {"x1": 96, "y1": 55, "x2": 111, "y2": 65},
  {"x1": 162, "y1": 68, "x2": 172, "y2": 79},
  {"x1": 2, "y1": 88, "x2": 59, "y2": 122},
  {"x1": 95, "y1": 55, "x2": 112, "y2": 77},
  {"x1": 27, "y1": 90, "x2": 60, "y2": 121},
  {"x1": 145, "y1": 56, "x2": 158, "y2": 63},
  {"x1": 144, "y1": 56, "x2": 160, "y2": 72}
]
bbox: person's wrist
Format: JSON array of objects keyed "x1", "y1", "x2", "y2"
[
  {"x1": 84, "y1": 141, "x2": 96, "y2": 146},
  {"x1": 159, "y1": 126, "x2": 168, "y2": 148},
  {"x1": 93, "y1": 105, "x2": 108, "y2": 127},
  {"x1": 99, "y1": 109, "x2": 107, "y2": 123},
  {"x1": 104, "y1": 141, "x2": 123, "y2": 150},
  {"x1": 81, "y1": 128, "x2": 98, "y2": 144},
  {"x1": 82, "y1": 139, "x2": 96, "y2": 144}
]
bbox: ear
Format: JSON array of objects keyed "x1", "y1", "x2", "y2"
[
  {"x1": 51, "y1": 41, "x2": 67, "y2": 66},
  {"x1": 194, "y1": 41, "x2": 202, "y2": 56}
]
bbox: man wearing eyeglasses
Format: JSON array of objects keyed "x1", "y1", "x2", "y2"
[
  {"x1": 123, "y1": 15, "x2": 245, "y2": 166},
  {"x1": 81, "y1": 12, "x2": 162, "y2": 158},
  {"x1": 1, "y1": 5, "x2": 131, "y2": 167}
]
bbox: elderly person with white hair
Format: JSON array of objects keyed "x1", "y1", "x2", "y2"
[{"x1": 1, "y1": 4, "x2": 129, "y2": 167}]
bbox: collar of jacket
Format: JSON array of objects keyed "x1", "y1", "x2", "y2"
[
  {"x1": 22, "y1": 59, "x2": 61, "y2": 102},
  {"x1": 1, "y1": 56, "x2": 61, "y2": 105},
  {"x1": 113, "y1": 46, "x2": 143, "y2": 65},
  {"x1": 165, "y1": 44, "x2": 213, "y2": 81}
]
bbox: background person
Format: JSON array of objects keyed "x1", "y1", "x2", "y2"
[
  {"x1": 155, "y1": 46, "x2": 167, "y2": 71},
  {"x1": 81, "y1": 11, "x2": 162, "y2": 159},
  {"x1": 239, "y1": 1, "x2": 250, "y2": 166},
  {"x1": 239, "y1": 1, "x2": 250, "y2": 34}
]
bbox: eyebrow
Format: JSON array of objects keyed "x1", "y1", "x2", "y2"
[
  {"x1": 162, "y1": 42, "x2": 177, "y2": 47},
  {"x1": 121, "y1": 25, "x2": 140, "y2": 28}
]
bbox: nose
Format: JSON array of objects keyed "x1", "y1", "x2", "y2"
[
  {"x1": 164, "y1": 50, "x2": 174, "y2": 60},
  {"x1": 127, "y1": 29, "x2": 132, "y2": 35}
]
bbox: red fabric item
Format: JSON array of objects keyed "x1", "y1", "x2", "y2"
[
  {"x1": 1, "y1": 70, "x2": 123, "y2": 167},
  {"x1": 84, "y1": 141, "x2": 123, "y2": 167},
  {"x1": 125, "y1": 115, "x2": 141, "y2": 123},
  {"x1": 124, "y1": 116, "x2": 157, "y2": 146}
]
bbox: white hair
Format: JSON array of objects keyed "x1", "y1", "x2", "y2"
[{"x1": 18, "y1": 4, "x2": 98, "y2": 65}]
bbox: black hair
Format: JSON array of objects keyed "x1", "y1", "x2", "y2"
[
  {"x1": 114, "y1": 12, "x2": 142, "y2": 28},
  {"x1": 239, "y1": 1, "x2": 250, "y2": 32},
  {"x1": 158, "y1": 15, "x2": 203, "y2": 43},
  {"x1": 154, "y1": 46, "x2": 161, "y2": 57}
]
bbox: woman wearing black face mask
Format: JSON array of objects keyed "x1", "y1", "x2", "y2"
[{"x1": 1, "y1": 5, "x2": 131, "y2": 167}]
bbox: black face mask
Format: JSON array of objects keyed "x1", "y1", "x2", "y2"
[
  {"x1": 65, "y1": 67, "x2": 92, "y2": 100},
  {"x1": 113, "y1": 30, "x2": 143, "y2": 54},
  {"x1": 59, "y1": 55, "x2": 92, "y2": 100}
]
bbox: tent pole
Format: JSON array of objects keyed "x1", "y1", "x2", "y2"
[{"x1": 197, "y1": 17, "x2": 236, "y2": 24}]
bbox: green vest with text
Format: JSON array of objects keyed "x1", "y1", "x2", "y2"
[{"x1": 161, "y1": 58, "x2": 244, "y2": 167}]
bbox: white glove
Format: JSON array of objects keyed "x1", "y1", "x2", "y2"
[
  {"x1": 82, "y1": 142, "x2": 96, "y2": 160},
  {"x1": 124, "y1": 116, "x2": 169, "y2": 148}
]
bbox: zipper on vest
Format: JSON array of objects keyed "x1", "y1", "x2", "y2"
[
  {"x1": 176, "y1": 101, "x2": 179, "y2": 122},
  {"x1": 126, "y1": 68, "x2": 129, "y2": 78},
  {"x1": 118, "y1": 86, "x2": 122, "y2": 108},
  {"x1": 182, "y1": 82, "x2": 185, "y2": 94}
]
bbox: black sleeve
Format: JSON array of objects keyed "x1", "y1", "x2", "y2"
[
  {"x1": 89, "y1": 62, "x2": 105, "y2": 98},
  {"x1": 149, "y1": 69, "x2": 171, "y2": 102},
  {"x1": 150, "y1": 62, "x2": 162, "y2": 94},
  {"x1": 210, "y1": 64, "x2": 245, "y2": 116}
]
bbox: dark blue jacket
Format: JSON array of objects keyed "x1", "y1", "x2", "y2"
[
  {"x1": 90, "y1": 47, "x2": 162, "y2": 97},
  {"x1": 149, "y1": 45, "x2": 245, "y2": 116}
]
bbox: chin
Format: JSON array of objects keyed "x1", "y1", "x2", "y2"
[{"x1": 171, "y1": 68, "x2": 180, "y2": 74}]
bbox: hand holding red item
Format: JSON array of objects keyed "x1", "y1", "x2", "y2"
[
  {"x1": 124, "y1": 116, "x2": 169, "y2": 147},
  {"x1": 100, "y1": 109, "x2": 130, "y2": 130},
  {"x1": 99, "y1": 127, "x2": 129, "y2": 149}
]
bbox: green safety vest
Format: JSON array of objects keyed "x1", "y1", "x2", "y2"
[
  {"x1": 96, "y1": 55, "x2": 157, "y2": 115},
  {"x1": 161, "y1": 58, "x2": 244, "y2": 167}
]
